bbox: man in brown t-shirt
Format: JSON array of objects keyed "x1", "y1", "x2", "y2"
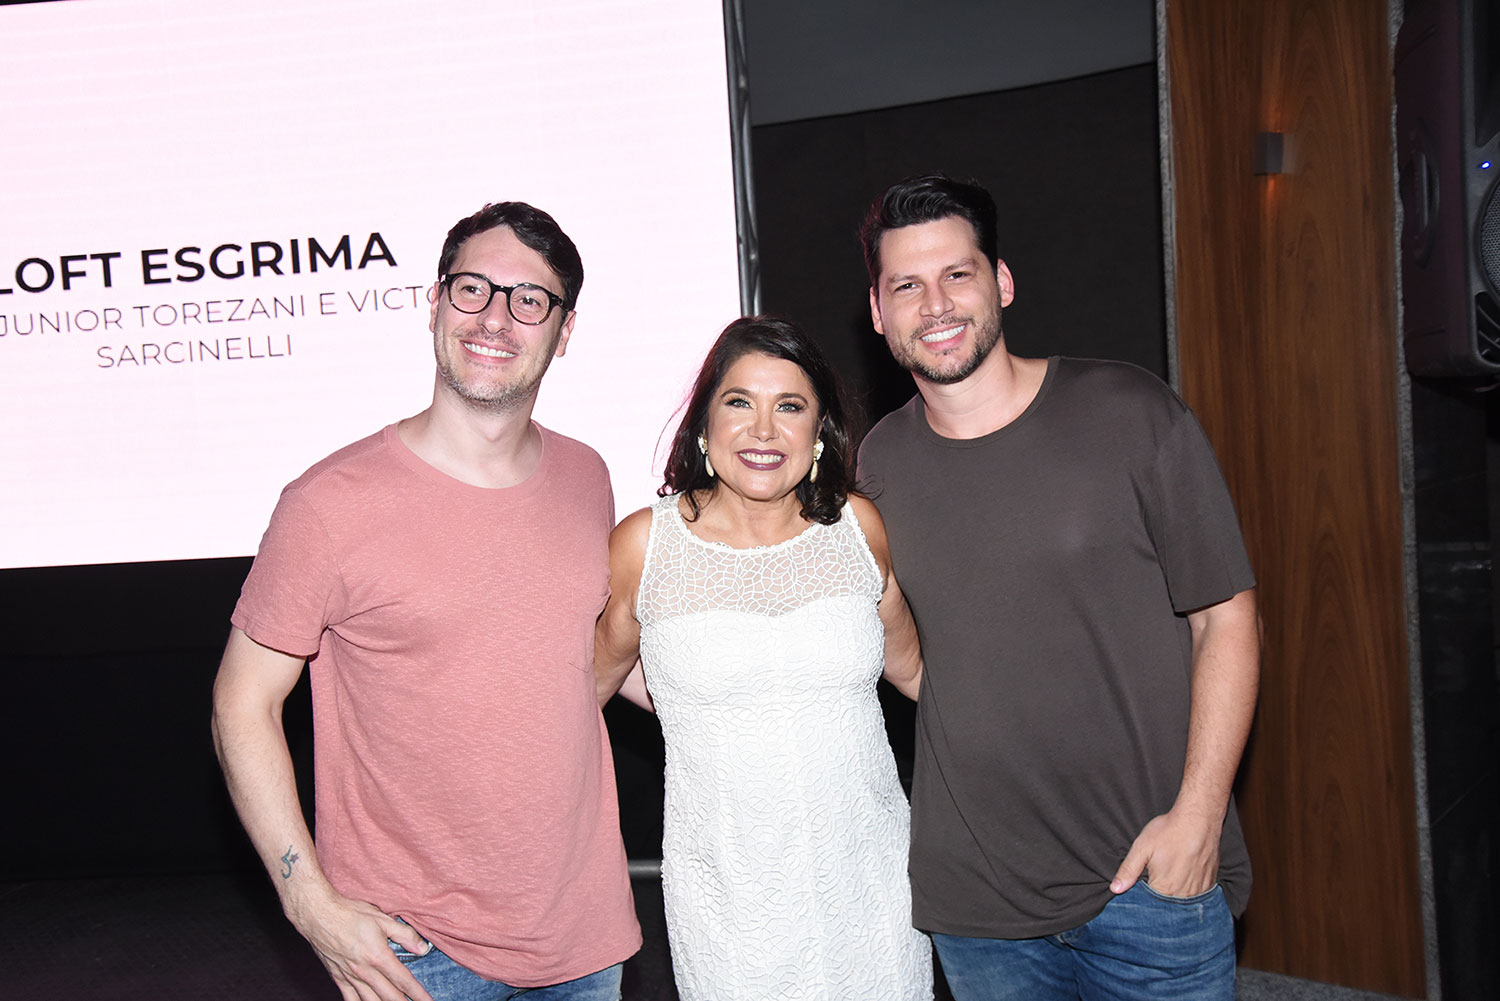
[{"x1": 856, "y1": 174, "x2": 1259, "y2": 1001}]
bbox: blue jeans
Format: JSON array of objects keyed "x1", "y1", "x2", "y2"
[
  {"x1": 932, "y1": 881, "x2": 1234, "y2": 1001},
  {"x1": 389, "y1": 940, "x2": 622, "y2": 1001}
]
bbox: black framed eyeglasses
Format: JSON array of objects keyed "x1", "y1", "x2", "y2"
[{"x1": 441, "y1": 272, "x2": 565, "y2": 325}]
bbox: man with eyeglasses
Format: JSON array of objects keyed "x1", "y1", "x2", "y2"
[{"x1": 212, "y1": 202, "x2": 641, "y2": 1001}]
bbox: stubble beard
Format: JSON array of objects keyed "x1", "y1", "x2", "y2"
[
  {"x1": 434, "y1": 327, "x2": 558, "y2": 415},
  {"x1": 897, "y1": 306, "x2": 1004, "y2": 385}
]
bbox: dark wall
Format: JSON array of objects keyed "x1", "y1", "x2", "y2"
[
  {"x1": 1411, "y1": 379, "x2": 1500, "y2": 1001},
  {"x1": 1, "y1": 559, "x2": 274, "y2": 877},
  {"x1": 751, "y1": 63, "x2": 1168, "y2": 424},
  {"x1": 741, "y1": 0, "x2": 1153, "y2": 126}
]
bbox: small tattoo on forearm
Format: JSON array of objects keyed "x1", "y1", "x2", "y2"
[{"x1": 280, "y1": 845, "x2": 300, "y2": 879}]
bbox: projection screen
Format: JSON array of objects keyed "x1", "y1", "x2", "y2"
[{"x1": 0, "y1": 0, "x2": 743, "y2": 569}]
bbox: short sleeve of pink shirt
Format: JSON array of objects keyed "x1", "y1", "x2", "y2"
[{"x1": 233, "y1": 424, "x2": 640, "y2": 986}]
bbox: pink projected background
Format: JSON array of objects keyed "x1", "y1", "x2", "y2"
[{"x1": 0, "y1": 0, "x2": 743, "y2": 568}]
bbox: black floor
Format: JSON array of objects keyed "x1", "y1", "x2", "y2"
[
  {"x1": 2, "y1": 872, "x2": 957, "y2": 1001},
  {"x1": 3, "y1": 872, "x2": 681, "y2": 1001}
]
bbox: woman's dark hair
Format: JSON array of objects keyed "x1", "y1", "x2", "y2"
[
  {"x1": 437, "y1": 201, "x2": 584, "y2": 310},
  {"x1": 859, "y1": 173, "x2": 999, "y2": 285},
  {"x1": 663, "y1": 315, "x2": 860, "y2": 525}
]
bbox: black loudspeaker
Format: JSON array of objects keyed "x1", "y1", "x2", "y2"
[{"x1": 1397, "y1": 0, "x2": 1500, "y2": 376}]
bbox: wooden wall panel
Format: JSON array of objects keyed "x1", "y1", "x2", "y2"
[{"x1": 1167, "y1": 0, "x2": 1426, "y2": 994}]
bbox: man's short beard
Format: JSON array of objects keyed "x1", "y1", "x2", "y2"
[
  {"x1": 432, "y1": 324, "x2": 560, "y2": 414},
  {"x1": 901, "y1": 309, "x2": 1004, "y2": 385},
  {"x1": 437, "y1": 364, "x2": 536, "y2": 414}
]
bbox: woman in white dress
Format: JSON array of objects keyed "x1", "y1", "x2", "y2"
[{"x1": 596, "y1": 316, "x2": 933, "y2": 1000}]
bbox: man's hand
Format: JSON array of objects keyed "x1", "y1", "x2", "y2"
[
  {"x1": 286, "y1": 882, "x2": 436, "y2": 1001},
  {"x1": 1109, "y1": 804, "x2": 1221, "y2": 898},
  {"x1": 1111, "y1": 588, "x2": 1258, "y2": 899}
]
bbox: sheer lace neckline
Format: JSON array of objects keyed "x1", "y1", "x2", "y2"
[{"x1": 668, "y1": 496, "x2": 822, "y2": 554}]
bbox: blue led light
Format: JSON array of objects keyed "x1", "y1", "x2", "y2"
[{"x1": 1484, "y1": 161, "x2": 1494, "y2": 169}]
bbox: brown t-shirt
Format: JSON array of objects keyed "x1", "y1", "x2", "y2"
[
  {"x1": 858, "y1": 357, "x2": 1256, "y2": 938},
  {"x1": 233, "y1": 423, "x2": 641, "y2": 985}
]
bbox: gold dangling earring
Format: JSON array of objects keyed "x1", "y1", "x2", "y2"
[
  {"x1": 810, "y1": 439, "x2": 825, "y2": 483},
  {"x1": 698, "y1": 433, "x2": 715, "y2": 478}
]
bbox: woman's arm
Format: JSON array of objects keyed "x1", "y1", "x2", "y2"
[
  {"x1": 851, "y1": 495, "x2": 923, "y2": 700},
  {"x1": 594, "y1": 507, "x2": 654, "y2": 710}
]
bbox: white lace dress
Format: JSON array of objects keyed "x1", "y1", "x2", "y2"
[{"x1": 636, "y1": 495, "x2": 933, "y2": 1001}]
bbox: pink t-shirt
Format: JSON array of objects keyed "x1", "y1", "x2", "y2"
[{"x1": 233, "y1": 423, "x2": 640, "y2": 985}]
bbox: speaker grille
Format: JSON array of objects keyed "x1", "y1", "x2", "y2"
[
  {"x1": 1477, "y1": 295, "x2": 1500, "y2": 365},
  {"x1": 1477, "y1": 178, "x2": 1500, "y2": 364},
  {"x1": 1481, "y1": 176, "x2": 1500, "y2": 299}
]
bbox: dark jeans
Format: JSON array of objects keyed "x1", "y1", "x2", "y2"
[
  {"x1": 932, "y1": 881, "x2": 1235, "y2": 1001},
  {"x1": 389, "y1": 940, "x2": 622, "y2": 1001}
]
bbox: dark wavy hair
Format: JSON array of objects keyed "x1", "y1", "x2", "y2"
[
  {"x1": 662, "y1": 316, "x2": 859, "y2": 525},
  {"x1": 859, "y1": 173, "x2": 999, "y2": 285},
  {"x1": 437, "y1": 201, "x2": 584, "y2": 311}
]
